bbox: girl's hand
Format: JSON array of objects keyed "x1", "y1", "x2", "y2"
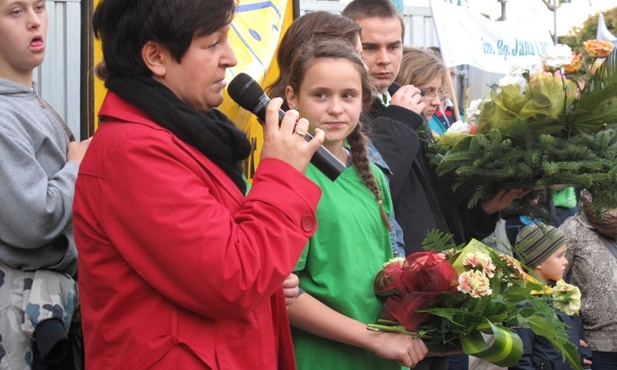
[
  {"x1": 282, "y1": 274, "x2": 300, "y2": 307},
  {"x1": 367, "y1": 331, "x2": 428, "y2": 368}
]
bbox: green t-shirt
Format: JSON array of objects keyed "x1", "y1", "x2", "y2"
[
  {"x1": 293, "y1": 163, "x2": 400, "y2": 370},
  {"x1": 552, "y1": 187, "x2": 577, "y2": 208}
]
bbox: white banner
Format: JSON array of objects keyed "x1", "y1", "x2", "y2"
[{"x1": 429, "y1": 0, "x2": 554, "y2": 74}]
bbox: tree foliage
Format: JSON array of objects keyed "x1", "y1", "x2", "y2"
[{"x1": 559, "y1": 7, "x2": 617, "y2": 48}]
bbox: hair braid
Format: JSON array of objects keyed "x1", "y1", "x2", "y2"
[{"x1": 347, "y1": 123, "x2": 391, "y2": 231}]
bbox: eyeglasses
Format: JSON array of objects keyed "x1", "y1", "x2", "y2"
[{"x1": 420, "y1": 89, "x2": 448, "y2": 101}]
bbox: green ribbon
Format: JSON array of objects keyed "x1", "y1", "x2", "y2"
[{"x1": 460, "y1": 320, "x2": 523, "y2": 367}]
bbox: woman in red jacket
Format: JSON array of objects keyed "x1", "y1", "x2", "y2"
[{"x1": 72, "y1": 1, "x2": 325, "y2": 369}]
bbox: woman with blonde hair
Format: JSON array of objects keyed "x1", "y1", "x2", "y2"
[{"x1": 396, "y1": 47, "x2": 450, "y2": 127}]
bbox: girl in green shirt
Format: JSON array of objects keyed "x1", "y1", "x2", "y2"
[{"x1": 285, "y1": 39, "x2": 428, "y2": 370}]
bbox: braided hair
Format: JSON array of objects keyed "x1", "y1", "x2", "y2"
[{"x1": 347, "y1": 123, "x2": 391, "y2": 231}]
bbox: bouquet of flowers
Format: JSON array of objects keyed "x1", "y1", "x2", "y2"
[
  {"x1": 428, "y1": 39, "x2": 617, "y2": 210},
  {"x1": 368, "y1": 231, "x2": 582, "y2": 369}
]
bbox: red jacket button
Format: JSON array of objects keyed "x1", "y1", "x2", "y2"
[{"x1": 301, "y1": 216, "x2": 315, "y2": 232}]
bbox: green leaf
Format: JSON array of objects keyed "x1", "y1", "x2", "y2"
[
  {"x1": 525, "y1": 314, "x2": 583, "y2": 370},
  {"x1": 460, "y1": 320, "x2": 523, "y2": 367}
]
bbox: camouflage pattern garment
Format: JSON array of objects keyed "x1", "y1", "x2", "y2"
[{"x1": 0, "y1": 263, "x2": 76, "y2": 370}]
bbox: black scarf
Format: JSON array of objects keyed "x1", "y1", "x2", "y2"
[{"x1": 105, "y1": 75, "x2": 251, "y2": 193}]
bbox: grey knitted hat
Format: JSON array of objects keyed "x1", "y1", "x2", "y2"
[{"x1": 515, "y1": 223, "x2": 567, "y2": 268}]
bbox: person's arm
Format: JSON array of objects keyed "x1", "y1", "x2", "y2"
[
  {"x1": 0, "y1": 125, "x2": 77, "y2": 250},
  {"x1": 457, "y1": 189, "x2": 530, "y2": 242},
  {"x1": 481, "y1": 189, "x2": 531, "y2": 216},
  {"x1": 382, "y1": 104, "x2": 425, "y2": 132},
  {"x1": 366, "y1": 116, "x2": 420, "y2": 200},
  {"x1": 89, "y1": 130, "x2": 321, "y2": 321},
  {"x1": 76, "y1": 96, "x2": 324, "y2": 320},
  {"x1": 287, "y1": 293, "x2": 428, "y2": 368},
  {"x1": 0, "y1": 112, "x2": 87, "y2": 271}
]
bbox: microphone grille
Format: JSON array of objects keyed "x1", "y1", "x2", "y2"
[{"x1": 228, "y1": 72, "x2": 268, "y2": 113}]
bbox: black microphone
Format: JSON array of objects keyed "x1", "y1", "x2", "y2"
[{"x1": 227, "y1": 72, "x2": 345, "y2": 181}]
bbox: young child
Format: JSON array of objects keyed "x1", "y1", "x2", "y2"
[
  {"x1": 284, "y1": 39, "x2": 428, "y2": 370},
  {"x1": 0, "y1": 0, "x2": 90, "y2": 368},
  {"x1": 511, "y1": 223, "x2": 585, "y2": 370}
]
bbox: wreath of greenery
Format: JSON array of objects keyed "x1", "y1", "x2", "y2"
[
  {"x1": 427, "y1": 44, "x2": 617, "y2": 211},
  {"x1": 427, "y1": 125, "x2": 617, "y2": 209}
]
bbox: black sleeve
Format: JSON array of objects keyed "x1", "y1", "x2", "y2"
[
  {"x1": 366, "y1": 115, "x2": 419, "y2": 200},
  {"x1": 458, "y1": 203, "x2": 500, "y2": 241},
  {"x1": 381, "y1": 105, "x2": 425, "y2": 132},
  {"x1": 509, "y1": 327, "x2": 536, "y2": 370}
]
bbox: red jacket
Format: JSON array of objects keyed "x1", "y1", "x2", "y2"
[{"x1": 73, "y1": 92, "x2": 321, "y2": 369}]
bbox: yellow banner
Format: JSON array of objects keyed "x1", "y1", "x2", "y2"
[{"x1": 220, "y1": 0, "x2": 295, "y2": 180}]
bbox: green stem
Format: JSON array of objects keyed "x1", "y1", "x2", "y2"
[{"x1": 367, "y1": 324, "x2": 418, "y2": 336}]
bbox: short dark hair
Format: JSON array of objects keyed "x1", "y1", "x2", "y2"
[
  {"x1": 93, "y1": 0, "x2": 237, "y2": 77},
  {"x1": 342, "y1": 0, "x2": 405, "y2": 38}
]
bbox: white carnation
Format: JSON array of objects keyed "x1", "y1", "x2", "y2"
[
  {"x1": 541, "y1": 44, "x2": 573, "y2": 69},
  {"x1": 466, "y1": 99, "x2": 483, "y2": 118},
  {"x1": 447, "y1": 120, "x2": 471, "y2": 134},
  {"x1": 498, "y1": 74, "x2": 527, "y2": 93},
  {"x1": 508, "y1": 63, "x2": 529, "y2": 77}
]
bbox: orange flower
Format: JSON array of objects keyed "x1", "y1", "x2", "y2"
[
  {"x1": 583, "y1": 39, "x2": 614, "y2": 58},
  {"x1": 562, "y1": 52, "x2": 582, "y2": 74}
]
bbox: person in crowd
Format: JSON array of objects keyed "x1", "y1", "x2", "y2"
[
  {"x1": 395, "y1": 47, "x2": 450, "y2": 130},
  {"x1": 511, "y1": 223, "x2": 586, "y2": 370},
  {"x1": 559, "y1": 197, "x2": 617, "y2": 369},
  {"x1": 341, "y1": 0, "x2": 525, "y2": 255},
  {"x1": 0, "y1": 1, "x2": 90, "y2": 368},
  {"x1": 267, "y1": 10, "x2": 408, "y2": 255},
  {"x1": 267, "y1": 10, "x2": 405, "y2": 257},
  {"x1": 342, "y1": 2, "x2": 527, "y2": 368},
  {"x1": 285, "y1": 39, "x2": 428, "y2": 370},
  {"x1": 552, "y1": 187, "x2": 578, "y2": 227},
  {"x1": 425, "y1": 46, "x2": 460, "y2": 136},
  {"x1": 72, "y1": 0, "x2": 326, "y2": 368},
  {"x1": 430, "y1": 92, "x2": 458, "y2": 136}
]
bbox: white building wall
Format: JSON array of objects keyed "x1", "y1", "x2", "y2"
[
  {"x1": 299, "y1": 1, "x2": 438, "y2": 47},
  {"x1": 34, "y1": 0, "x2": 82, "y2": 138}
]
